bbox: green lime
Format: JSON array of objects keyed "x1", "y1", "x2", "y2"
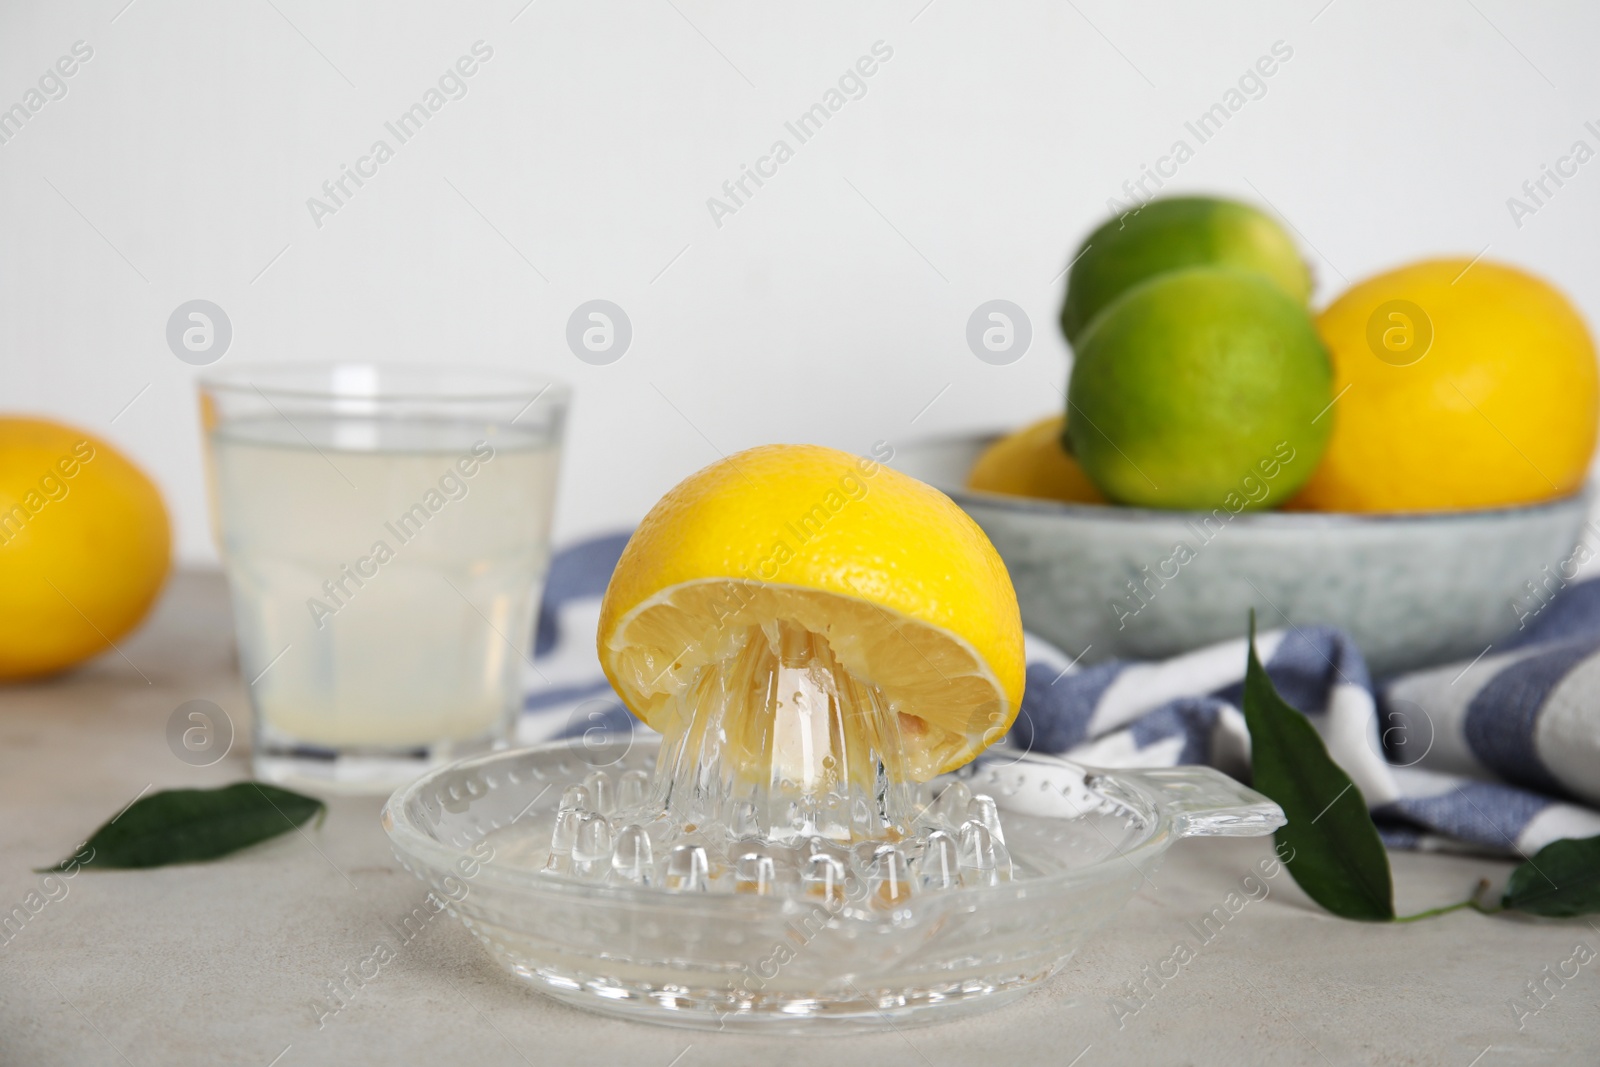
[
  {"x1": 1059, "y1": 196, "x2": 1310, "y2": 347},
  {"x1": 1065, "y1": 267, "x2": 1332, "y2": 511}
]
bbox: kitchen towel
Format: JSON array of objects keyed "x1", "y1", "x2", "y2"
[{"x1": 521, "y1": 532, "x2": 1600, "y2": 855}]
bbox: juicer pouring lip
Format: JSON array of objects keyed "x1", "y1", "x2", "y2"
[
  {"x1": 1115, "y1": 764, "x2": 1287, "y2": 838},
  {"x1": 965, "y1": 748, "x2": 1284, "y2": 839}
]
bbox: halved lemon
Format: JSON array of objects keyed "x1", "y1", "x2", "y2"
[{"x1": 597, "y1": 444, "x2": 1025, "y2": 782}]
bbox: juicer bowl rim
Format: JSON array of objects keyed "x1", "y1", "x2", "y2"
[{"x1": 381, "y1": 737, "x2": 1230, "y2": 915}]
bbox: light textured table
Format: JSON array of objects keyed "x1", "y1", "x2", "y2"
[{"x1": 2, "y1": 573, "x2": 1595, "y2": 1066}]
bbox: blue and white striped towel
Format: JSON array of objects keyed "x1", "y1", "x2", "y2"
[{"x1": 522, "y1": 532, "x2": 1600, "y2": 856}]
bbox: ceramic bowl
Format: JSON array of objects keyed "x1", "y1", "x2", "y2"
[{"x1": 898, "y1": 433, "x2": 1592, "y2": 676}]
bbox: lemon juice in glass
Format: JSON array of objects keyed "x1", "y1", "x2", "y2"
[{"x1": 199, "y1": 364, "x2": 568, "y2": 793}]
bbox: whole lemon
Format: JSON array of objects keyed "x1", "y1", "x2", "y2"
[
  {"x1": 0, "y1": 418, "x2": 171, "y2": 680},
  {"x1": 966, "y1": 414, "x2": 1106, "y2": 504},
  {"x1": 1066, "y1": 267, "x2": 1333, "y2": 510},
  {"x1": 1294, "y1": 259, "x2": 1599, "y2": 511}
]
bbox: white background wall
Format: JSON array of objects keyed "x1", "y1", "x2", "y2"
[{"x1": 4, "y1": 0, "x2": 1598, "y2": 566}]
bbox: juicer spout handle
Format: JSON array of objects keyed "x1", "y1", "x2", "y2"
[{"x1": 1125, "y1": 765, "x2": 1286, "y2": 838}]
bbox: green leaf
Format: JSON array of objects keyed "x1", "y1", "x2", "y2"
[
  {"x1": 1502, "y1": 834, "x2": 1600, "y2": 917},
  {"x1": 1241, "y1": 613, "x2": 1395, "y2": 920},
  {"x1": 40, "y1": 783, "x2": 324, "y2": 871}
]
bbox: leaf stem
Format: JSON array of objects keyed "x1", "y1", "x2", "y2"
[
  {"x1": 1394, "y1": 899, "x2": 1473, "y2": 922},
  {"x1": 1394, "y1": 878, "x2": 1501, "y2": 922}
]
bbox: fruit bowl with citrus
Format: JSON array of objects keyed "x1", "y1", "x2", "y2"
[
  {"x1": 941, "y1": 196, "x2": 1599, "y2": 673},
  {"x1": 384, "y1": 444, "x2": 1284, "y2": 1031}
]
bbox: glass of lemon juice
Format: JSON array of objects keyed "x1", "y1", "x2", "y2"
[{"x1": 199, "y1": 364, "x2": 568, "y2": 793}]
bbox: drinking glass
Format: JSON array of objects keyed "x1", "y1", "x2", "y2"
[{"x1": 198, "y1": 363, "x2": 568, "y2": 793}]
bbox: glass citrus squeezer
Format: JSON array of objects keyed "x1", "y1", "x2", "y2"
[{"x1": 384, "y1": 445, "x2": 1284, "y2": 1031}]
